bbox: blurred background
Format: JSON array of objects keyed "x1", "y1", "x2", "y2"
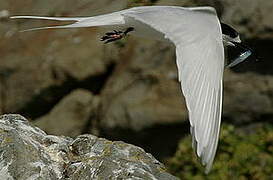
[{"x1": 0, "y1": 0, "x2": 272, "y2": 179}]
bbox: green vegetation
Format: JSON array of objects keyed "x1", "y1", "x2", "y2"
[{"x1": 166, "y1": 123, "x2": 273, "y2": 180}]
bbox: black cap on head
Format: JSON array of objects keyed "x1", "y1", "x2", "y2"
[{"x1": 220, "y1": 23, "x2": 239, "y2": 38}]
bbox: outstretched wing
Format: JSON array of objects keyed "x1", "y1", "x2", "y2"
[
  {"x1": 176, "y1": 40, "x2": 223, "y2": 174},
  {"x1": 123, "y1": 6, "x2": 224, "y2": 173},
  {"x1": 11, "y1": 6, "x2": 224, "y2": 172}
]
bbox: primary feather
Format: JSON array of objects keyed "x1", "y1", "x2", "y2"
[{"x1": 11, "y1": 6, "x2": 224, "y2": 173}]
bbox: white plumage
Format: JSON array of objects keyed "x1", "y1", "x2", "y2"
[{"x1": 11, "y1": 6, "x2": 225, "y2": 173}]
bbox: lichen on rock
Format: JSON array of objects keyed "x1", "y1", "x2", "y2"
[{"x1": 0, "y1": 114, "x2": 179, "y2": 180}]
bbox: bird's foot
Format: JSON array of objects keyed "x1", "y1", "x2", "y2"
[
  {"x1": 100, "y1": 27, "x2": 134, "y2": 44},
  {"x1": 100, "y1": 30, "x2": 123, "y2": 44}
]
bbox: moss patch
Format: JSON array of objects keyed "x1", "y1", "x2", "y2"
[{"x1": 166, "y1": 123, "x2": 273, "y2": 180}]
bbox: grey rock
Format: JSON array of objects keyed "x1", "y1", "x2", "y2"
[
  {"x1": 0, "y1": 114, "x2": 179, "y2": 180},
  {"x1": 0, "y1": 10, "x2": 9, "y2": 19},
  {"x1": 223, "y1": 71, "x2": 273, "y2": 123},
  {"x1": 0, "y1": 114, "x2": 71, "y2": 180},
  {"x1": 220, "y1": 0, "x2": 273, "y2": 39},
  {"x1": 34, "y1": 89, "x2": 99, "y2": 137}
]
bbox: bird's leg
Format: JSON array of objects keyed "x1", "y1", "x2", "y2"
[{"x1": 100, "y1": 27, "x2": 134, "y2": 44}]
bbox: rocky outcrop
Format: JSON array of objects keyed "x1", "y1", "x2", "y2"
[{"x1": 0, "y1": 114, "x2": 178, "y2": 180}]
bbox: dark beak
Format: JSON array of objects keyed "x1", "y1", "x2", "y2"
[
  {"x1": 233, "y1": 41, "x2": 259, "y2": 60},
  {"x1": 233, "y1": 42, "x2": 252, "y2": 53},
  {"x1": 226, "y1": 42, "x2": 258, "y2": 68}
]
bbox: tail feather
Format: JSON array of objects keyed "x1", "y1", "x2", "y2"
[
  {"x1": 10, "y1": 13, "x2": 126, "y2": 31},
  {"x1": 17, "y1": 24, "x2": 83, "y2": 32},
  {"x1": 10, "y1": 16, "x2": 87, "y2": 21}
]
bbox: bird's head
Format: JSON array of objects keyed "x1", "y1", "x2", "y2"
[
  {"x1": 221, "y1": 22, "x2": 258, "y2": 67},
  {"x1": 221, "y1": 23, "x2": 241, "y2": 45}
]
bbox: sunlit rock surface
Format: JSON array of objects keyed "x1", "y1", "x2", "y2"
[{"x1": 0, "y1": 114, "x2": 178, "y2": 180}]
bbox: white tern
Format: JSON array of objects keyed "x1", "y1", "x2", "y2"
[{"x1": 11, "y1": 6, "x2": 253, "y2": 173}]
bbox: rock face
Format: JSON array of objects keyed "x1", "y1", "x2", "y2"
[
  {"x1": 0, "y1": 0, "x2": 126, "y2": 114},
  {"x1": 223, "y1": 71, "x2": 273, "y2": 123},
  {"x1": 0, "y1": 114, "x2": 178, "y2": 180},
  {"x1": 34, "y1": 89, "x2": 100, "y2": 137}
]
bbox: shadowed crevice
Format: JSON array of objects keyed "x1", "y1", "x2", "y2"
[
  {"x1": 223, "y1": 113, "x2": 273, "y2": 126},
  {"x1": 15, "y1": 63, "x2": 115, "y2": 119},
  {"x1": 100, "y1": 114, "x2": 273, "y2": 162},
  {"x1": 100, "y1": 121, "x2": 190, "y2": 161}
]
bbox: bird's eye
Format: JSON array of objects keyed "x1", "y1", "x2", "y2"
[{"x1": 220, "y1": 23, "x2": 239, "y2": 38}]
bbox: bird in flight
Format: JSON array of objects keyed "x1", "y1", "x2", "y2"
[{"x1": 11, "y1": 6, "x2": 252, "y2": 173}]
